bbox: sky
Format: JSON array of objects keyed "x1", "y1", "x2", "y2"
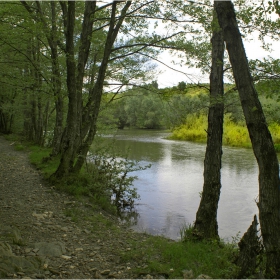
[{"x1": 155, "y1": 32, "x2": 280, "y2": 88}]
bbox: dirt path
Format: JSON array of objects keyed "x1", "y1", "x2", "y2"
[{"x1": 0, "y1": 136, "x2": 156, "y2": 279}]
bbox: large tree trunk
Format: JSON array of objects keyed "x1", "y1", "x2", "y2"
[
  {"x1": 73, "y1": 1, "x2": 132, "y2": 174},
  {"x1": 49, "y1": 2, "x2": 64, "y2": 156},
  {"x1": 193, "y1": 10, "x2": 224, "y2": 240},
  {"x1": 53, "y1": 1, "x2": 78, "y2": 178},
  {"x1": 215, "y1": 1, "x2": 280, "y2": 278}
]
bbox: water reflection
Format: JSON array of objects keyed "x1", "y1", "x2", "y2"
[{"x1": 102, "y1": 129, "x2": 260, "y2": 240}]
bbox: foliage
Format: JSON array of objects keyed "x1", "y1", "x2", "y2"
[
  {"x1": 170, "y1": 112, "x2": 280, "y2": 149},
  {"x1": 169, "y1": 114, "x2": 208, "y2": 143},
  {"x1": 26, "y1": 135, "x2": 149, "y2": 213},
  {"x1": 100, "y1": 86, "x2": 210, "y2": 130},
  {"x1": 88, "y1": 136, "x2": 151, "y2": 210}
]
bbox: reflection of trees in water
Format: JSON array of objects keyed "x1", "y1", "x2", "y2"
[
  {"x1": 222, "y1": 149, "x2": 257, "y2": 175},
  {"x1": 118, "y1": 208, "x2": 139, "y2": 226},
  {"x1": 105, "y1": 130, "x2": 259, "y2": 176},
  {"x1": 114, "y1": 140, "x2": 165, "y2": 162}
]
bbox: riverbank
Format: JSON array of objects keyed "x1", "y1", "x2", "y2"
[
  {"x1": 0, "y1": 135, "x2": 239, "y2": 279},
  {"x1": 169, "y1": 114, "x2": 280, "y2": 151}
]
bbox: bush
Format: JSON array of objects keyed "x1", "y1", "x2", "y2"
[
  {"x1": 86, "y1": 139, "x2": 150, "y2": 211},
  {"x1": 223, "y1": 115, "x2": 251, "y2": 147},
  {"x1": 169, "y1": 114, "x2": 208, "y2": 142}
]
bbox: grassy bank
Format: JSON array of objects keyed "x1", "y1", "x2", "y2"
[
  {"x1": 2, "y1": 133, "x2": 242, "y2": 279},
  {"x1": 170, "y1": 113, "x2": 280, "y2": 151}
]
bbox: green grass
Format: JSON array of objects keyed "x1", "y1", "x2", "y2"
[
  {"x1": 119, "y1": 235, "x2": 239, "y2": 279},
  {"x1": 26, "y1": 144, "x2": 118, "y2": 214},
  {"x1": 28, "y1": 146, "x2": 60, "y2": 178}
]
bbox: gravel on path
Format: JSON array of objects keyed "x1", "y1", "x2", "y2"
[{"x1": 0, "y1": 136, "x2": 155, "y2": 279}]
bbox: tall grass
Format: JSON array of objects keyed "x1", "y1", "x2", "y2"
[{"x1": 170, "y1": 113, "x2": 280, "y2": 150}]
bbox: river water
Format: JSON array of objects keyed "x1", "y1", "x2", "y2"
[{"x1": 102, "y1": 129, "x2": 260, "y2": 241}]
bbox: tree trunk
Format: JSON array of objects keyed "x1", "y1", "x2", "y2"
[
  {"x1": 237, "y1": 215, "x2": 262, "y2": 278},
  {"x1": 52, "y1": 1, "x2": 100, "y2": 178},
  {"x1": 53, "y1": 1, "x2": 77, "y2": 178},
  {"x1": 215, "y1": 1, "x2": 280, "y2": 278},
  {"x1": 49, "y1": 2, "x2": 64, "y2": 156},
  {"x1": 193, "y1": 10, "x2": 224, "y2": 240},
  {"x1": 73, "y1": 1, "x2": 132, "y2": 174}
]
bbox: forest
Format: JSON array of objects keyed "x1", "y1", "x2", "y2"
[{"x1": 0, "y1": 0, "x2": 280, "y2": 278}]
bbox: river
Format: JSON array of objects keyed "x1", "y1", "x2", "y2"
[{"x1": 102, "y1": 129, "x2": 260, "y2": 241}]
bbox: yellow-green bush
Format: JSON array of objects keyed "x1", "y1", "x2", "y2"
[
  {"x1": 268, "y1": 122, "x2": 280, "y2": 144},
  {"x1": 223, "y1": 115, "x2": 251, "y2": 147},
  {"x1": 170, "y1": 114, "x2": 207, "y2": 143},
  {"x1": 170, "y1": 113, "x2": 280, "y2": 149}
]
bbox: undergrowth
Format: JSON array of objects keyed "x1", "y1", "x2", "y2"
[{"x1": 26, "y1": 138, "x2": 148, "y2": 215}]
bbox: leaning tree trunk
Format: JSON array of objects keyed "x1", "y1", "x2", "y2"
[
  {"x1": 193, "y1": 10, "x2": 224, "y2": 240},
  {"x1": 72, "y1": 1, "x2": 132, "y2": 174},
  {"x1": 215, "y1": 1, "x2": 280, "y2": 278},
  {"x1": 53, "y1": 1, "x2": 97, "y2": 178}
]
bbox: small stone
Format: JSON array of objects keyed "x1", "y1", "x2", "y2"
[
  {"x1": 84, "y1": 229, "x2": 90, "y2": 234},
  {"x1": 75, "y1": 247, "x2": 83, "y2": 251},
  {"x1": 61, "y1": 255, "x2": 72, "y2": 260},
  {"x1": 182, "y1": 269, "x2": 194, "y2": 279},
  {"x1": 94, "y1": 271, "x2": 103, "y2": 279},
  {"x1": 43, "y1": 263, "x2": 48, "y2": 269},
  {"x1": 197, "y1": 274, "x2": 212, "y2": 279},
  {"x1": 48, "y1": 268, "x2": 60, "y2": 275},
  {"x1": 64, "y1": 201, "x2": 72, "y2": 205},
  {"x1": 108, "y1": 273, "x2": 119, "y2": 279},
  {"x1": 32, "y1": 212, "x2": 45, "y2": 219},
  {"x1": 35, "y1": 274, "x2": 45, "y2": 279},
  {"x1": 90, "y1": 268, "x2": 98, "y2": 272},
  {"x1": 101, "y1": 270, "x2": 110, "y2": 275},
  {"x1": 25, "y1": 248, "x2": 32, "y2": 253},
  {"x1": 17, "y1": 272, "x2": 25, "y2": 276}
]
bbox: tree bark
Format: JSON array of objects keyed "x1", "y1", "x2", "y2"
[
  {"x1": 53, "y1": 1, "x2": 98, "y2": 178},
  {"x1": 237, "y1": 215, "x2": 261, "y2": 278},
  {"x1": 73, "y1": 1, "x2": 132, "y2": 174},
  {"x1": 194, "y1": 10, "x2": 224, "y2": 240},
  {"x1": 215, "y1": 1, "x2": 280, "y2": 278},
  {"x1": 49, "y1": 2, "x2": 64, "y2": 156},
  {"x1": 53, "y1": 1, "x2": 77, "y2": 178}
]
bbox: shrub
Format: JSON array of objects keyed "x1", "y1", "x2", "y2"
[{"x1": 86, "y1": 140, "x2": 150, "y2": 211}]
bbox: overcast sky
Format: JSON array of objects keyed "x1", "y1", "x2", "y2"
[{"x1": 156, "y1": 33, "x2": 280, "y2": 88}]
